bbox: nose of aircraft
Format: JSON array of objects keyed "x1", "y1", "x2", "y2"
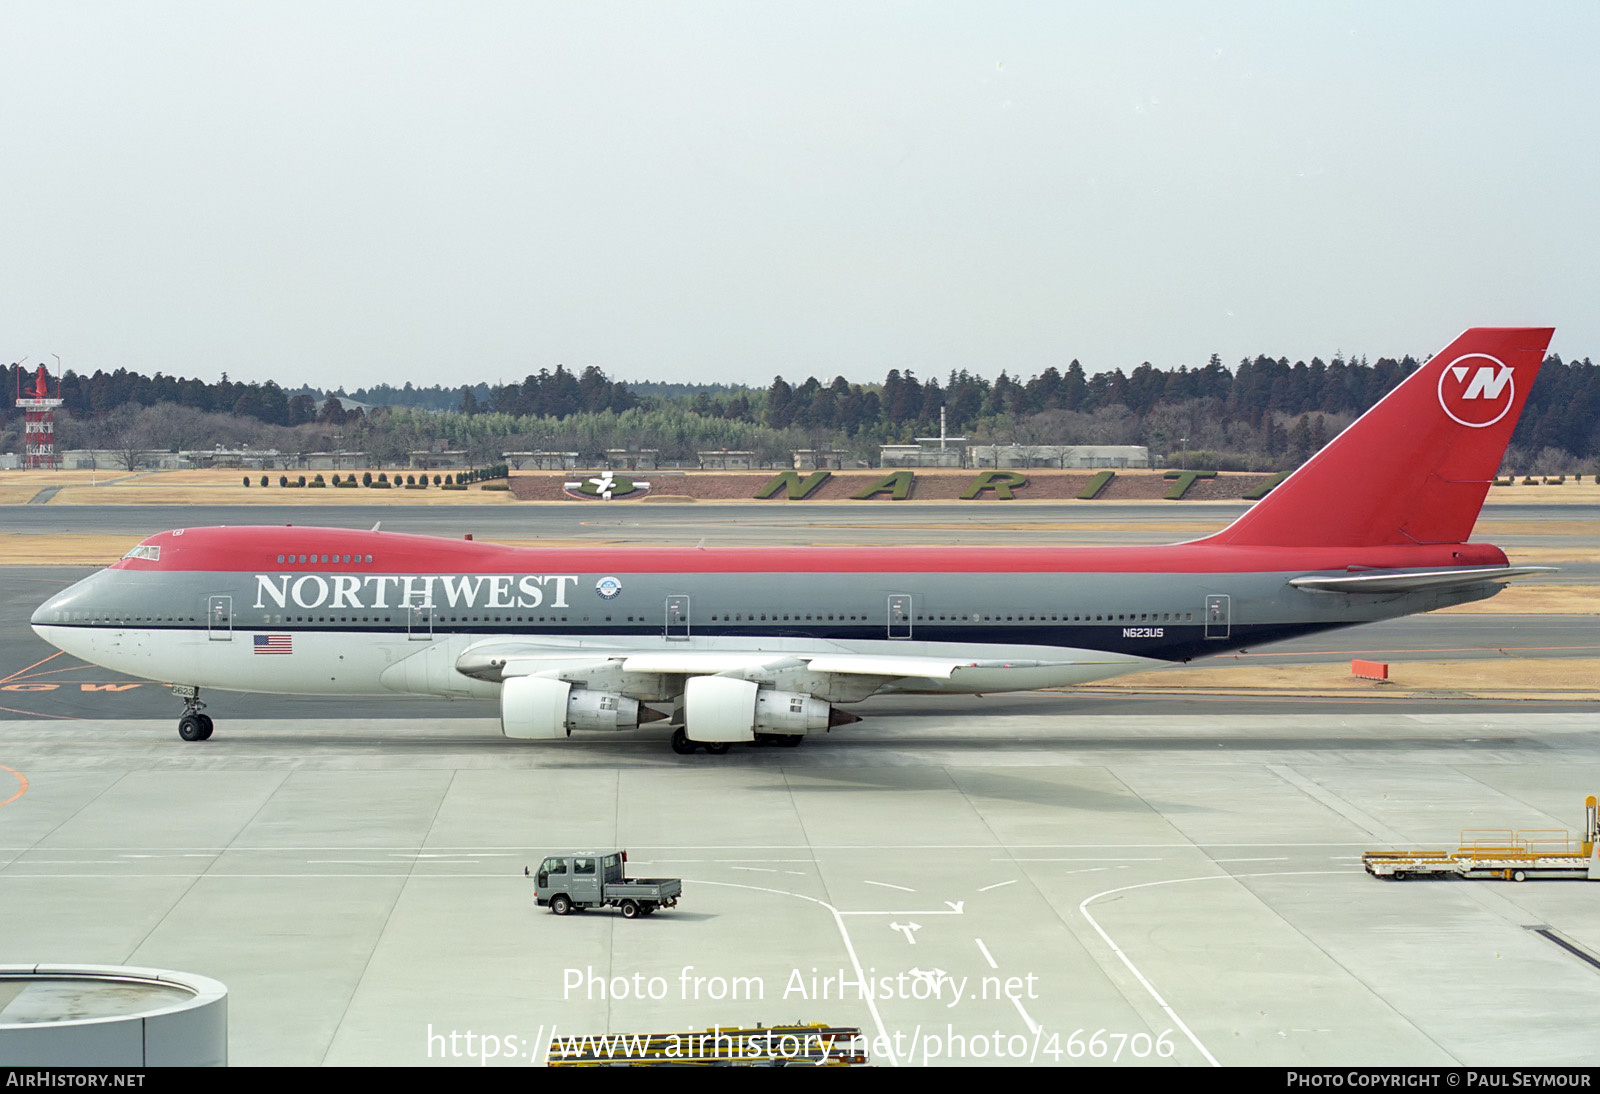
[
  {"x1": 32, "y1": 585, "x2": 71, "y2": 631},
  {"x1": 31, "y1": 572, "x2": 100, "y2": 633}
]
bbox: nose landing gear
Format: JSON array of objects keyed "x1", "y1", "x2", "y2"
[{"x1": 172, "y1": 684, "x2": 213, "y2": 741}]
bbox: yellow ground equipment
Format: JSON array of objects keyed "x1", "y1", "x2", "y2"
[{"x1": 1363, "y1": 795, "x2": 1599, "y2": 882}]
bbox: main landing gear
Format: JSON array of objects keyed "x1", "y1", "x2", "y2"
[
  {"x1": 172, "y1": 684, "x2": 213, "y2": 742},
  {"x1": 668, "y1": 729, "x2": 803, "y2": 754},
  {"x1": 670, "y1": 729, "x2": 730, "y2": 755}
]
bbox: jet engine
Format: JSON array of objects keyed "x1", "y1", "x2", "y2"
[
  {"x1": 680, "y1": 676, "x2": 853, "y2": 743},
  {"x1": 499, "y1": 676, "x2": 661, "y2": 739}
]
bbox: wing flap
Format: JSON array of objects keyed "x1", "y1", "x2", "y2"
[{"x1": 459, "y1": 643, "x2": 1107, "y2": 685}]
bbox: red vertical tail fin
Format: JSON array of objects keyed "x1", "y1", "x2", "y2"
[{"x1": 1203, "y1": 327, "x2": 1553, "y2": 548}]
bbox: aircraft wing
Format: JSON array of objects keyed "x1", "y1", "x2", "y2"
[
  {"x1": 460, "y1": 645, "x2": 1106, "y2": 684},
  {"x1": 620, "y1": 651, "x2": 981, "y2": 678}
]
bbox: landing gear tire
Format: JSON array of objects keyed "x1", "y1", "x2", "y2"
[
  {"x1": 779, "y1": 734, "x2": 802, "y2": 747},
  {"x1": 620, "y1": 899, "x2": 640, "y2": 919},
  {"x1": 173, "y1": 686, "x2": 212, "y2": 741},
  {"x1": 704, "y1": 742, "x2": 731, "y2": 755},
  {"x1": 550, "y1": 894, "x2": 572, "y2": 916},
  {"x1": 670, "y1": 729, "x2": 697, "y2": 755}
]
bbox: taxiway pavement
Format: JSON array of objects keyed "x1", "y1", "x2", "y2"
[{"x1": 2, "y1": 712, "x2": 1598, "y2": 1067}]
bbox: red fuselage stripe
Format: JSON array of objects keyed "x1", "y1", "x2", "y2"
[{"x1": 114, "y1": 527, "x2": 1511, "y2": 576}]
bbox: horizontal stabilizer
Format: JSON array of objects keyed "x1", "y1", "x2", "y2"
[{"x1": 1289, "y1": 565, "x2": 1556, "y2": 594}]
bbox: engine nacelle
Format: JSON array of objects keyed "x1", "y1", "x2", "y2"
[
  {"x1": 681, "y1": 676, "x2": 757, "y2": 743},
  {"x1": 682, "y1": 677, "x2": 838, "y2": 742},
  {"x1": 752, "y1": 688, "x2": 836, "y2": 734},
  {"x1": 500, "y1": 676, "x2": 646, "y2": 739}
]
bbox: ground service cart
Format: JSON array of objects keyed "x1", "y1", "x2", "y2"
[
  {"x1": 1363, "y1": 795, "x2": 1599, "y2": 882},
  {"x1": 528, "y1": 850, "x2": 682, "y2": 917}
]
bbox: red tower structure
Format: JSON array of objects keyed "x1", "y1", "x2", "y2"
[{"x1": 16, "y1": 363, "x2": 64, "y2": 469}]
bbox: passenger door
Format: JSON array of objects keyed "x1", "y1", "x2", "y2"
[
  {"x1": 1204, "y1": 594, "x2": 1231, "y2": 639},
  {"x1": 665, "y1": 595, "x2": 690, "y2": 640},
  {"x1": 207, "y1": 595, "x2": 232, "y2": 641},
  {"x1": 887, "y1": 594, "x2": 912, "y2": 640},
  {"x1": 407, "y1": 595, "x2": 433, "y2": 641}
]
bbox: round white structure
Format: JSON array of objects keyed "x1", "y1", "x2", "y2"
[{"x1": 0, "y1": 964, "x2": 227, "y2": 1066}]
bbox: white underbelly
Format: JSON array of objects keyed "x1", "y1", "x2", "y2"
[{"x1": 32, "y1": 625, "x2": 407, "y2": 696}]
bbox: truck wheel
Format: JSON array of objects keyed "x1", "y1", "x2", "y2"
[
  {"x1": 551, "y1": 894, "x2": 572, "y2": 916},
  {"x1": 705, "y1": 742, "x2": 731, "y2": 755},
  {"x1": 620, "y1": 899, "x2": 640, "y2": 919},
  {"x1": 1513, "y1": 870, "x2": 1526, "y2": 882}
]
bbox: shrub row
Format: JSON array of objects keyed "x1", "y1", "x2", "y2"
[{"x1": 243, "y1": 470, "x2": 501, "y2": 487}]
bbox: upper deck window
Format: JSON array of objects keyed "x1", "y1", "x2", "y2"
[{"x1": 275, "y1": 552, "x2": 376, "y2": 565}]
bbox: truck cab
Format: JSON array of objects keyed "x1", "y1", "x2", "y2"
[{"x1": 534, "y1": 852, "x2": 623, "y2": 906}]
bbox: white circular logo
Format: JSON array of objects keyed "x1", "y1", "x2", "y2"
[
  {"x1": 563, "y1": 472, "x2": 651, "y2": 500},
  {"x1": 1437, "y1": 353, "x2": 1515, "y2": 429},
  {"x1": 595, "y1": 576, "x2": 623, "y2": 600}
]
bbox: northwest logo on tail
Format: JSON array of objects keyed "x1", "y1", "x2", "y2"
[{"x1": 1437, "y1": 353, "x2": 1515, "y2": 427}]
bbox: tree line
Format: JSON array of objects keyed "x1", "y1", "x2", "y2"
[{"x1": 4, "y1": 351, "x2": 1596, "y2": 474}]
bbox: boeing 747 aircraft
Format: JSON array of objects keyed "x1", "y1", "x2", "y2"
[{"x1": 32, "y1": 327, "x2": 1554, "y2": 752}]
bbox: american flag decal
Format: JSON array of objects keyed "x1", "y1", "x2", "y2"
[{"x1": 253, "y1": 634, "x2": 292, "y2": 655}]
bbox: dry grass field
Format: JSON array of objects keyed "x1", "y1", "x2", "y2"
[{"x1": 1082, "y1": 657, "x2": 1600, "y2": 701}]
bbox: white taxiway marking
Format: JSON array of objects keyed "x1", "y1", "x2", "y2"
[
  {"x1": 974, "y1": 938, "x2": 998, "y2": 969},
  {"x1": 1079, "y1": 876, "x2": 1224, "y2": 1068},
  {"x1": 972, "y1": 938, "x2": 1039, "y2": 1032},
  {"x1": 1006, "y1": 856, "x2": 1163, "y2": 862},
  {"x1": 1079, "y1": 870, "x2": 1346, "y2": 1068},
  {"x1": 1009, "y1": 992, "x2": 1040, "y2": 1033},
  {"x1": 692, "y1": 879, "x2": 898, "y2": 1067}
]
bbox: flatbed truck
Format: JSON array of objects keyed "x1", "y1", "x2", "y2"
[{"x1": 529, "y1": 850, "x2": 682, "y2": 917}]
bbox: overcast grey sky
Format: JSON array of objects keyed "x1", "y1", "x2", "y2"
[{"x1": 4, "y1": 2, "x2": 1596, "y2": 392}]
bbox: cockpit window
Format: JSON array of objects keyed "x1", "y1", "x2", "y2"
[{"x1": 121, "y1": 545, "x2": 161, "y2": 561}]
